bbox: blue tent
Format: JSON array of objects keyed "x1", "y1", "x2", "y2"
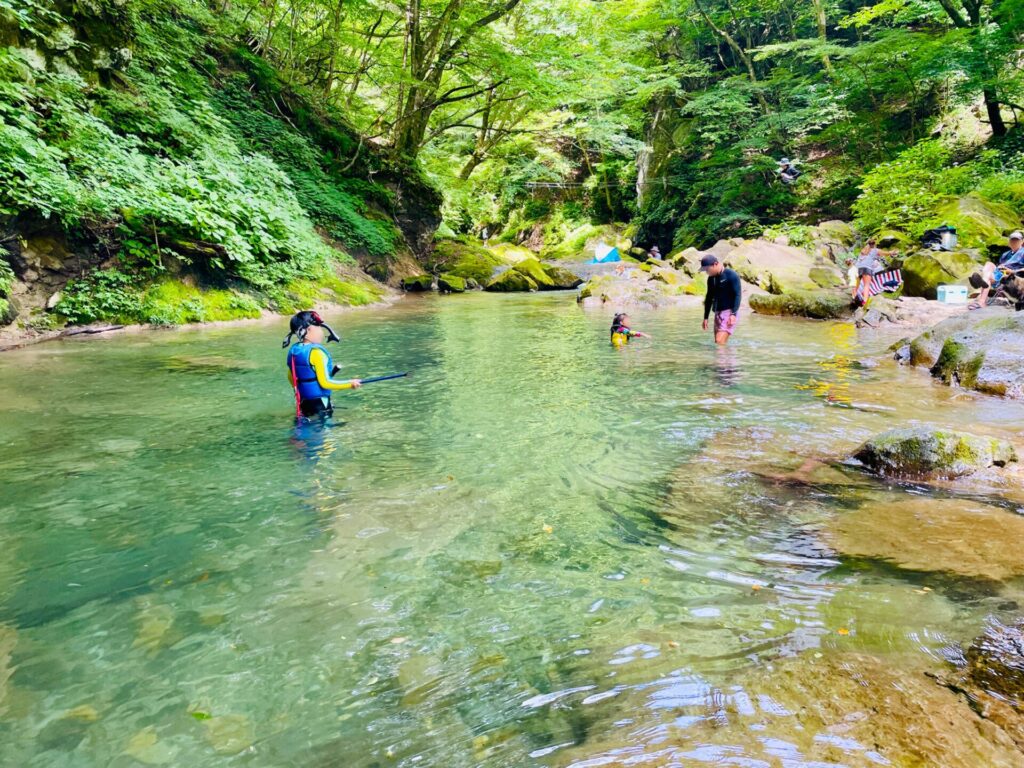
[{"x1": 590, "y1": 243, "x2": 621, "y2": 263}]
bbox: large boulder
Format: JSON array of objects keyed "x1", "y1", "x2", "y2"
[
  {"x1": 905, "y1": 311, "x2": 1024, "y2": 398},
  {"x1": 576, "y1": 272, "x2": 692, "y2": 308},
  {"x1": 485, "y1": 269, "x2": 537, "y2": 292},
  {"x1": 437, "y1": 274, "x2": 466, "y2": 293},
  {"x1": 853, "y1": 427, "x2": 1017, "y2": 479},
  {"x1": 401, "y1": 274, "x2": 433, "y2": 292},
  {"x1": 900, "y1": 249, "x2": 979, "y2": 299},
  {"x1": 648, "y1": 265, "x2": 687, "y2": 286},
  {"x1": 512, "y1": 257, "x2": 555, "y2": 289},
  {"x1": 671, "y1": 247, "x2": 703, "y2": 275},
  {"x1": 749, "y1": 290, "x2": 852, "y2": 319},
  {"x1": 934, "y1": 195, "x2": 1022, "y2": 251},
  {"x1": 727, "y1": 240, "x2": 821, "y2": 294},
  {"x1": 429, "y1": 239, "x2": 503, "y2": 283},
  {"x1": 541, "y1": 264, "x2": 583, "y2": 290},
  {"x1": 813, "y1": 220, "x2": 855, "y2": 246}
]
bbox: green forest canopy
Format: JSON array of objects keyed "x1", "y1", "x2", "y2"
[{"x1": 1, "y1": 0, "x2": 1023, "y2": 320}]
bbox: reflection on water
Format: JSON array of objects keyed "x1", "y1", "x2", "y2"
[{"x1": 1, "y1": 293, "x2": 1023, "y2": 767}]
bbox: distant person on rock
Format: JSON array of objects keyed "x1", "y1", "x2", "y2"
[
  {"x1": 777, "y1": 158, "x2": 801, "y2": 184},
  {"x1": 968, "y1": 231, "x2": 1024, "y2": 310},
  {"x1": 700, "y1": 254, "x2": 741, "y2": 345},
  {"x1": 610, "y1": 312, "x2": 650, "y2": 347},
  {"x1": 284, "y1": 311, "x2": 361, "y2": 419},
  {"x1": 648, "y1": 245, "x2": 662, "y2": 261}
]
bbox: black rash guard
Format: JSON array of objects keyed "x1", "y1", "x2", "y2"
[{"x1": 704, "y1": 268, "x2": 742, "y2": 319}]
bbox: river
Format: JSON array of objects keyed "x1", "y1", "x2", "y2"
[{"x1": 2, "y1": 292, "x2": 1023, "y2": 766}]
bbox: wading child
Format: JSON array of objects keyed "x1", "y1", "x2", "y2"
[
  {"x1": 610, "y1": 313, "x2": 651, "y2": 347},
  {"x1": 285, "y1": 312, "x2": 362, "y2": 418}
]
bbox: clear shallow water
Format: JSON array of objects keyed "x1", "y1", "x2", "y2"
[{"x1": 1, "y1": 292, "x2": 1024, "y2": 767}]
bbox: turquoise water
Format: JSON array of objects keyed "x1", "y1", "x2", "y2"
[{"x1": 2, "y1": 292, "x2": 1023, "y2": 766}]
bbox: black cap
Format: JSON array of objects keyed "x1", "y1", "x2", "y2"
[{"x1": 698, "y1": 254, "x2": 719, "y2": 272}]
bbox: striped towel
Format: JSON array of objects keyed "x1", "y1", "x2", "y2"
[{"x1": 856, "y1": 269, "x2": 902, "y2": 303}]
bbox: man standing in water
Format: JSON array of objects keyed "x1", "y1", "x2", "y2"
[{"x1": 700, "y1": 254, "x2": 741, "y2": 345}]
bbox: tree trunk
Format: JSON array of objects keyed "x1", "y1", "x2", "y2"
[
  {"x1": 809, "y1": 0, "x2": 833, "y2": 76},
  {"x1": 984, "y1": 88, "x2": 1007, "y2": 136}
]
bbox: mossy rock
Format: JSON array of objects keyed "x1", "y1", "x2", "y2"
[
  {"x1": 809, "y1": 265, "x2": 844, "y2": 288},
  {"x1": 485, "y1": 270, "x2": 537, "y2": 292},
  {"x1": 933, "y1": 195, "x2": 1022, "y2": 250},
  {"x1": 853, "y1": 427, "x2": 1017, "y2": 478},
  {"x1": 901, "y1": 250, "x2": 978, "y2": 299},
  {"x1": 648, "y1": 266, "x2": 686, "y2": 285},
  {"x1": 749, "y1": 291, "x2": 852, "y2": 320},
  {"x1": 0, "y1": 296, "x2": 18, "y2": 326},
  {"x1": 541, "y1": 264, "x2": 583, "y2": 290},
  {"x1": 905, "y1": 312, "x2": 1024, "y2": 398},
  {"x1": 512, "y1": 258, "x2": 555, "y2": 289},
  {"x1": 438, "y1": 274, "x2": 466, "y2": 293},
  {"x1": 401, "y1": 275, "x2": 434, "y2": 292},
  {"x1": 813, "y1": 220, "x2": 855, "y2": 246},
  {"x1": 430, "y1": 240, "x2": 502, "y2": 283}
]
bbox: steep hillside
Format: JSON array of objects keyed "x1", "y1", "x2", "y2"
[{"x1": 0, "y1": 0, "x2": 440, "y2": 334}]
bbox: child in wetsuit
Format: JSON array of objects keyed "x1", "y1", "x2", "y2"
[{"x1": 610, "y1": 313, "x2": 651, "y2": 347}]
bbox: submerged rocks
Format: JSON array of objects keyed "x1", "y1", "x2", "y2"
[
  {"x1": 905, "y1": 311, "x2": 1024, "y2": 398},
  {"x1": 853, "y1": 427, "x2": 1017, "y2": 478},
  {"x1": 825, "y1": 497, "x2": 1024, "y2": 581},
  {"x1": 964, "y1": 618, "x2": 1024, "y2": 706},
  {"x1": 749, "y1": 291, "x2": 852, "y2": 319}
]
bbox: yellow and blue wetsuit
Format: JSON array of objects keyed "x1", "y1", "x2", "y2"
[
  {"x1": 610, "y1": 324, "x2": 636, "y2": 348},
  {"x1": 287, "y1": 342, "x2": 358, "y2": 417}
]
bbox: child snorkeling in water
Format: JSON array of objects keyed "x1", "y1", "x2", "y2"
[
  {"x1": 610, "y1": 313, "x2": 650, "y2": 347},
  {"x1": 284, "y1": 311, "x2": 362, "y2": 418}
]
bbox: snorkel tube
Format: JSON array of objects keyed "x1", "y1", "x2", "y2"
[{"x1": 282, "y1": 310, "x2": 341, "y2": 348}]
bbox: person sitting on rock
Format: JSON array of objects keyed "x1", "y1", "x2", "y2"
[
  {"x1": 610, "y1": 313, "x2": 650, "y2": 347},
  {"x1": 777, "y1": 158, "x2": 801, "y2": 184},
  {"x1": 648, "y1": 245, "x2": 662, "y2": 261},
  {"x1": 968, "y1": 231, "x2": 1024, "y2": 310}
]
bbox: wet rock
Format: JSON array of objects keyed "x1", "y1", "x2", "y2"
[
  {"x1": 512, "y1": 257, "x2": 556, "y2": 289},
  {"x1": 853, "y1": 427, "x2": 1017, "y2": 478},
  {"x1": 749, "y1": 290, "x2": 852, "y2": 319},
  {"x1": 400, "y1": 274, "x2": 434, "y2": 292},
  {"x1": 437, "y1": 274, "x2": 466, "y2": 293},
  {"x1": 901, "y1": 249, "x2": 979, "y2": 299},
  {"x1": 556, "y1": 651, "x2": 1024, "y2": 768},
  {"x1": 905, "y1": 311, "x2": 1024, "y2": 398},
  {"x1": 486, "y1": 269, "x2": 537, "y2": 292},
  {"x1": 825, "y1": 497, "x2": 1024, "y2": 580},
  {"x1": 965, "y1": 618, "x2": 1024, "y2": 705}
]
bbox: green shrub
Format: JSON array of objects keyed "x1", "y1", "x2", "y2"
[{"x1": 56, "y1": 270, "x2": 144, "y2": 324}]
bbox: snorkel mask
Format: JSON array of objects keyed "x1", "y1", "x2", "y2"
[{"x1": 282, "y1": 310, "x2": 341, "y2": 348}]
